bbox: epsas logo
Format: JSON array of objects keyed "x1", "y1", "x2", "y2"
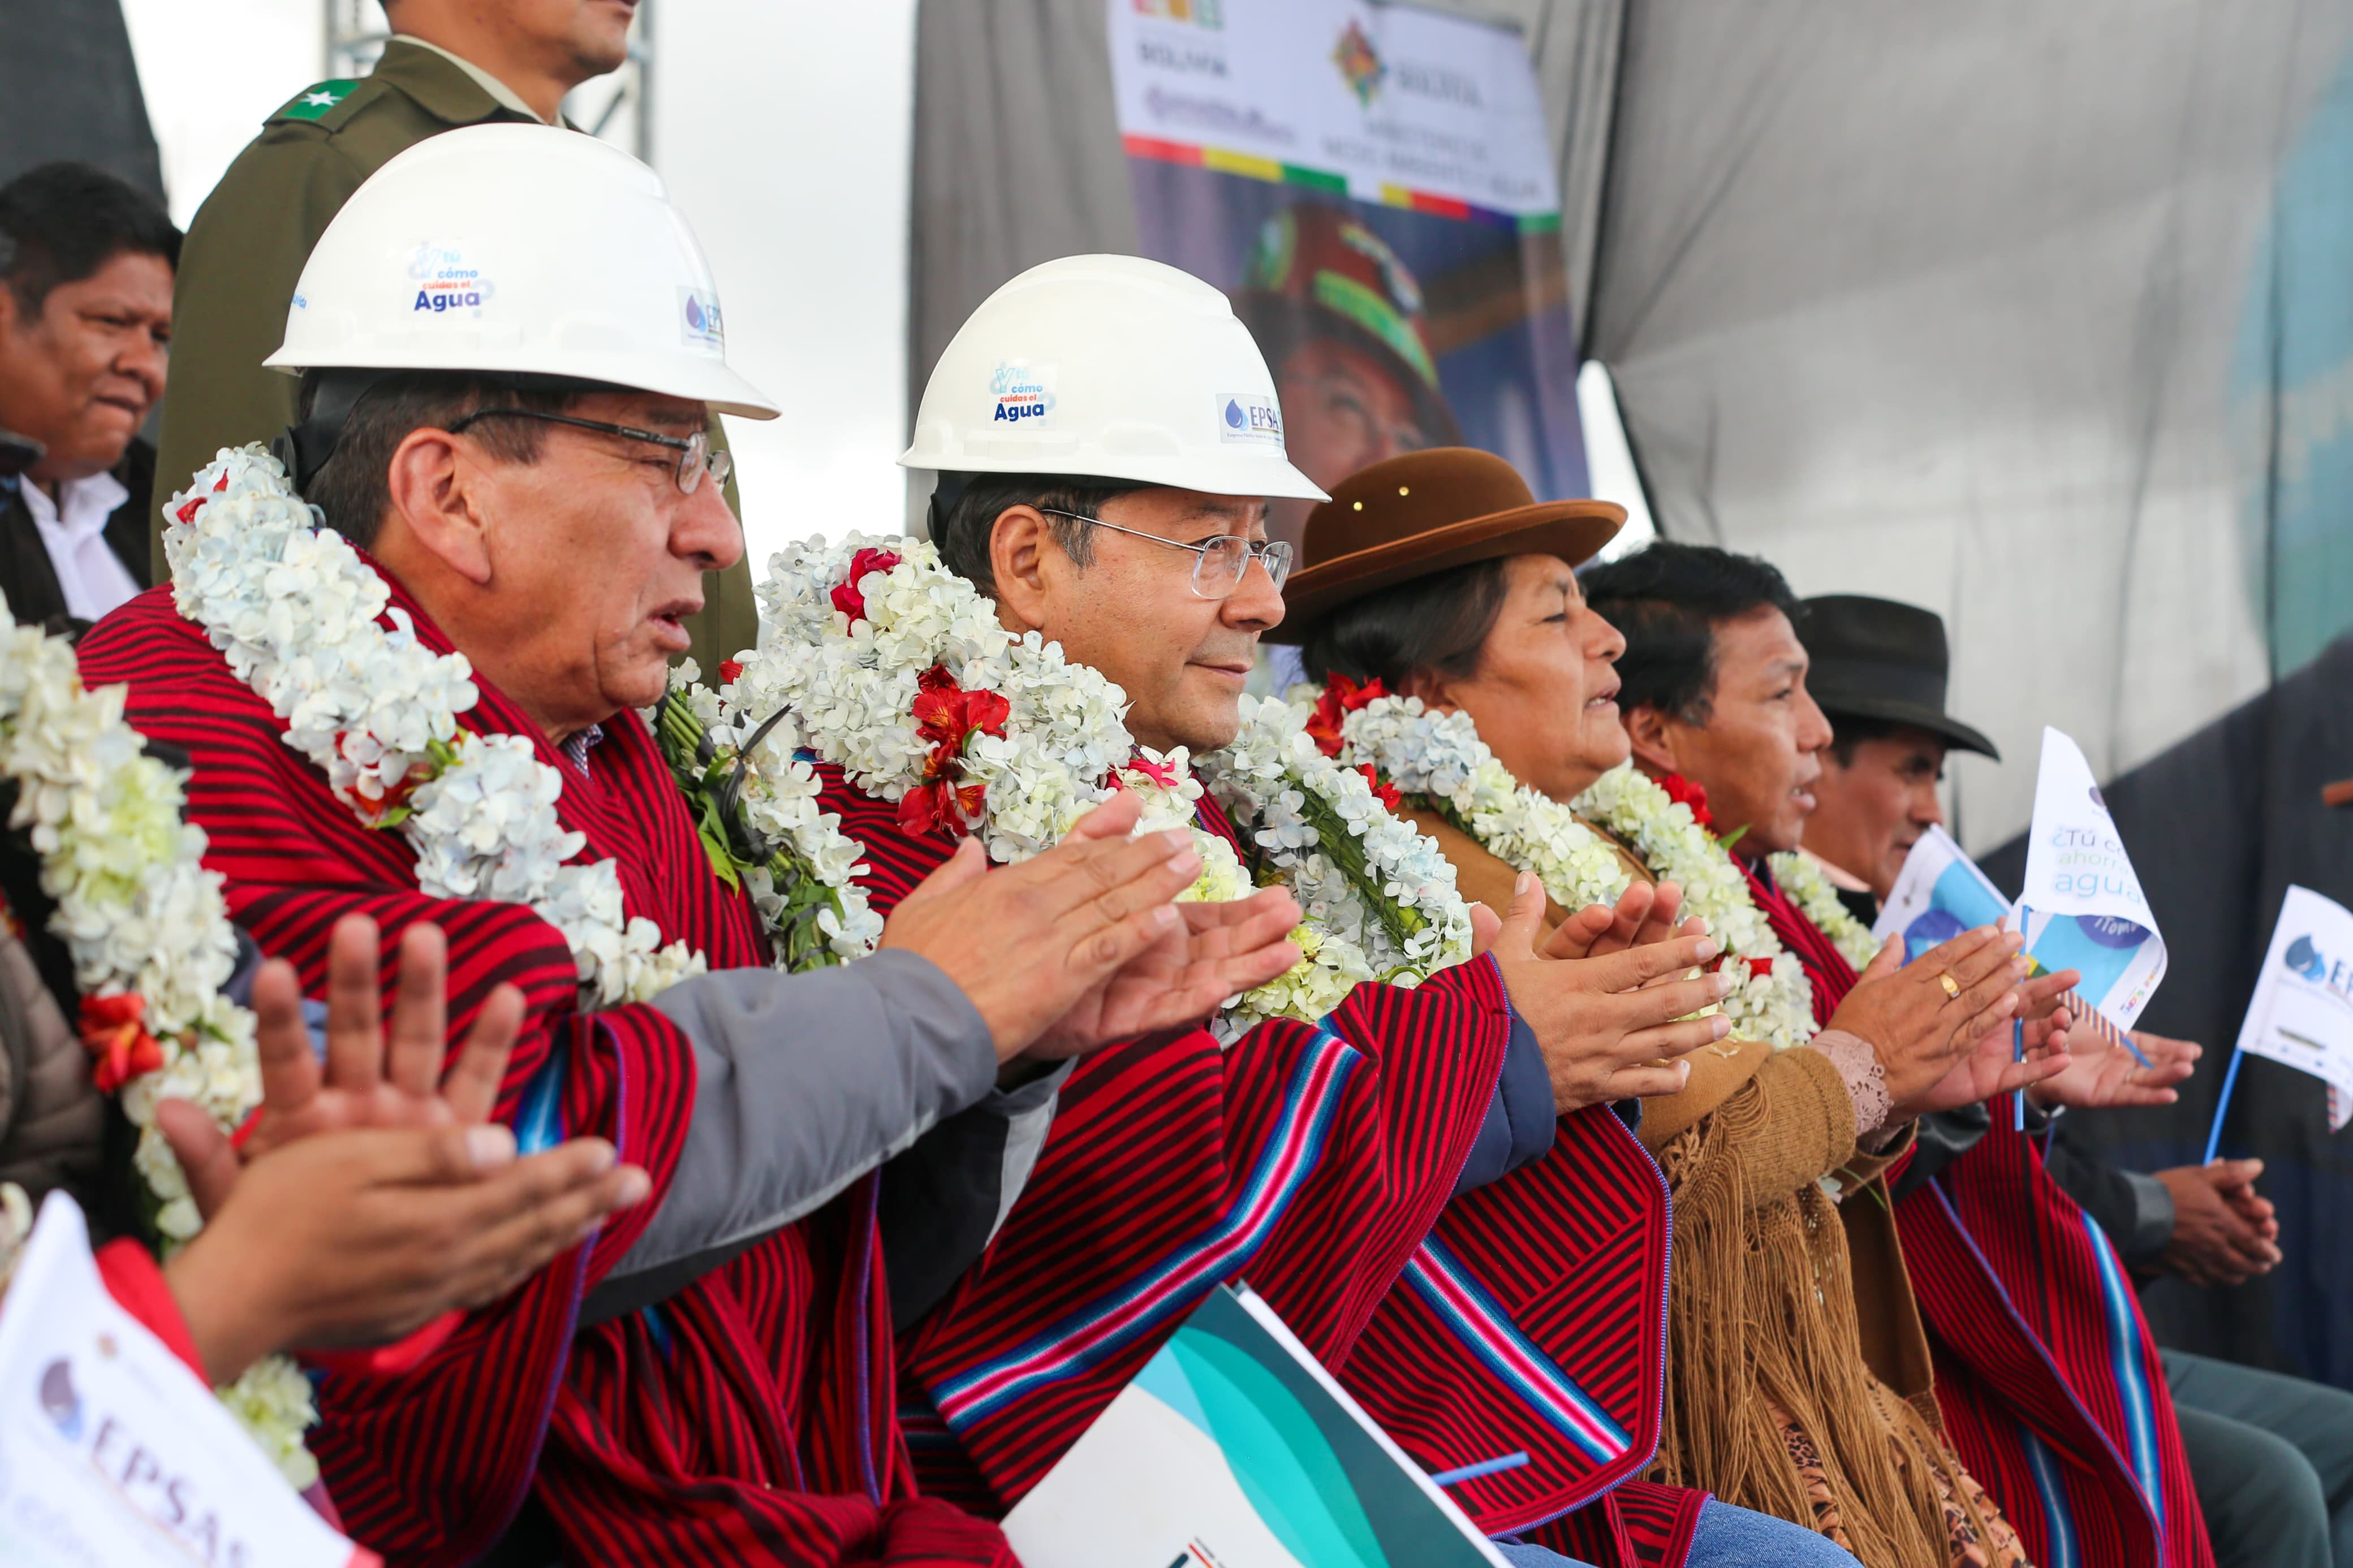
[
  {"x1": 1218, "y1": 392, "x2": 1283, "y2": 446},
  {"x1": 990, "y1": 362, "x2": 1055, "y2": 425},
  {"x1": 407, "y1": 241, "x2": 490, "y2": 316},
  {"x1": 680, "y1": 288, "x2": 725, "y2": 351}
]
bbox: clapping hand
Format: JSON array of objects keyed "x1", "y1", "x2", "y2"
[
  {"x1": 179, "y1": 915, "x2": 524, "y2": 1172},
  {"x1": 154, "y1": 915, "x2": 648, "y2": 1385},
  {"x1": 884, "y1": 793, "x2": 1305, "y2": 1066},
  {"x1": 1542, "y1": 880, "x2": 1705, "y2": 962},
  {"x1": 1826, "y1": 927, "x2": 2035, "y2": 1116},
  {"x1": 1489, "y1": 873, "x2": 1731, "y2": 1110}
]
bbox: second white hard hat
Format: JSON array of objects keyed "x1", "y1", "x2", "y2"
[
  {"x1": 267, "y1": 123, "x2": 777, "y2": 420},
  {"x1": 902, "y1": 254, "x2": 1327, "y2": 500}
]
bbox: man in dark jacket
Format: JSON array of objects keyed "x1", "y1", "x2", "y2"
[{"x1": 0, "y1": 162, "x2": 173, "y2": 636}]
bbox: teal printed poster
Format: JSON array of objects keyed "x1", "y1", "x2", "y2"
[{"x1": 1003, "y1": 1284, "x2": 1505, "y2": 1568}]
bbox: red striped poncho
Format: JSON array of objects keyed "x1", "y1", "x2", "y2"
[
  {"x1": 79, "y1": 583, "x2": 1013, "y2": 1568},
  {"x1": 1339, "y1": 1108, "x2": 1704, "y2": 1568},
  {"x1": 1746, "y1": 861, "x2": 2214, "y2": 1568},
  {"x1": 822, "y1": 776, "x2": 1512, "y2": 1494}
]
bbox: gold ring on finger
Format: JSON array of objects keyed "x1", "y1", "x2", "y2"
[{"x1": 1938, "y1": 971, "x2": 1961, "y2": 1000}]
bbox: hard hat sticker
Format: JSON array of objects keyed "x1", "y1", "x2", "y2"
[
  {"x1": 680, "y1": 288, "x2": 726, "y2": 352},
  {"x1": 990, "y1": 362, "x2": 1057, "y2": 426},
  {"x1": 1217, "y1": 392, "x2": 1284, "y2": 446},
  {"x1": 407, "y1": 241, "x2": 492, "y2": 317}
]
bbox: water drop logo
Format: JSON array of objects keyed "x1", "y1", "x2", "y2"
[
  {"x1": 38, "y1": 1359, "x2": 80, "y2": 1442},
  {"x1": 2287, "y1": 932, "x2": 2329, "y2": 983},
  {"x1": 1225, "y1": 398, "x2": 1246, "y2": 430}
]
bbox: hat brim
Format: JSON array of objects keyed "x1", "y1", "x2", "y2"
[
  {"x1": 1267, "y1": 499, "x2": 1624, "y2": 645},
  {"x1": 1816, "y1": 696, "x2": 2001, "y2": 761}
]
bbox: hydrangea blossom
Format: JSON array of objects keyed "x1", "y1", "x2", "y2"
[
  {"x1": 701, "y1": 538, "x2": 1476, "y2": 1035},
  {"x1": 1574, "y1": 762, "x2": 1818, "y2": 1049},
  {"x1": 0, "y1": 605, "x2": 313, "y2": 1481},
  {"x1": 165, "y1": 447, "x2": 705, "y2": 1008},
  {"x1": 1328, "y1": 692, "x2": 1634, "y2": 914},
  {"x1": 1769, "y1": 850, "x2": 1883, "y2": 972}
]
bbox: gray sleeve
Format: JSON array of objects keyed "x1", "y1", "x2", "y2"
[
  {"x1": 881, "y1": 1061, "x2": 1072, "y2": 1330},
  {"x1": 581, "y1": 949, "x2": 997, "y2": 1324},
  {"x1": 2115, "y1": 1165, "x2": 2180, "y2": 1263}
]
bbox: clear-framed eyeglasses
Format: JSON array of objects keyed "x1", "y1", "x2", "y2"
[
  {"x1": 445, "y1": 408, "x2": 732, "y2": 495},
  {"x1": 1037, "y1": 507, "x2": 1294, "y2": 599}
]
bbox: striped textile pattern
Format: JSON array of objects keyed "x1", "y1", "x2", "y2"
[
  {"x1": 1343, "y1": 1100, "x2": 1684, "y2": 1549},
  {"x1": 80, "y1": 584, "x2": 1017, "y2": 1568},
  {"x1": 826, "y1": 770, "x2": 1512, "y2": 1512},
  {"x1": 1742, "y1": 857, "x2": 2212, "y2": 1568},
  {"x1": 1398, "y1": 1236, "x2": 1632, "y2": 1466}
]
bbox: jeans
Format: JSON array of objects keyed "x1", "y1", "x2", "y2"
[
  {"x1": 1492, "y1": 1498, "x2": 1865, "y2": 1568},
  {"x1": 2165, "y1": 1347, "x2": 2353, "y2": 1568}
]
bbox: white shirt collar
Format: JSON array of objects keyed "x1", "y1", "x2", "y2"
[
  {"x1": 19, "y1": 470, "x2": 128, "y2": 543},
  {"x1": 389, "y1": 34, "x2": 555, "y2": 124},
  {"x1": 19, "y1": 470, "x2": 139, "y2": 624}
]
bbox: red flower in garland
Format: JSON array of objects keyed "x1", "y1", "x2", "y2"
[
  {"x1": 899, "y1": 666, "x2": 1011, "y2": 835},
  {"x1": 1657, "y1": 772, "x2": 1715, "y2": 831},
  {"x1": 1304, "y1": 672, "x2": 1387, "y2": 757},
  {"x1": 718, "y1": 659, "x2": 744, "y2": 685},
  {"x1": 171, "y1": 468, "x2": 232, "y2": 525},
  {"x1": 79, "y1": 994, "x2": 163, "y2": 1095},
  {"x1": 1356, "y1": 763, "x2": 1402, "y2": 813},
  {"x1": 830, "y1": 547, "x2": 906, "y2": 624},
  {"x1": 1123, "y1": 753, "x2": 1182, "y2": 790}
]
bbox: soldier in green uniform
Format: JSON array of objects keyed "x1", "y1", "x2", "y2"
[{"x1": 153, "y1": 2, "x2": 759, "y2": 670}]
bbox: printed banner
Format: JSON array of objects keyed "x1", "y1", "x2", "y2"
[
  {"x1": 1003, "y1": 1282, "x2": 1505, "y2": 1568},
  {"x1": 2234, "y1": 885, "x2": 2353, "y2": 1132},
  {"x1": 1107, "y1": 0, "x2": 1588, "y2": 548},
  {"x1": 2018, "y1": 727, "x2": 2168, "y2": 1033},
  {"x1": 0, "y1": 1194, "x2": 369, "y2": 1567}
]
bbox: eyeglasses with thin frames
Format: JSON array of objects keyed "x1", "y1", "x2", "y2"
[
  {"x1": 1036, "y1": 507, "x2": 1292, "y2": 599},
  {"x1": 445, "y1": 408, "x2": 731, "y2": 495}
]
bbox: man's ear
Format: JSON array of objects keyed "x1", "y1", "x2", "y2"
[
  {"x1": 1622, "y1": 702, "x2": 1682, "y2": 776},
  {"x1": 988, "y1": 504, "x2": 1053, "y2": 634},
  {"x1": 382, "y1": 427, "x2": 493, "y2": 585}
]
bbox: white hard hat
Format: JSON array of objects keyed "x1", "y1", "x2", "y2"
[
  {"x1": 267, "y1": 123, "x2": 776, "y2": 420},
  {"x1": 901, "y1": 254, "x2": 1326, "y2": 500}
]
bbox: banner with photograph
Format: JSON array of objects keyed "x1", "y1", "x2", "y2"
[{"x1": 1107, "y1": 0, "x2": 1587, "y2": 546}]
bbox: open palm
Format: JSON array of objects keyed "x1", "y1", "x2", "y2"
[{"x1": 2031, "y1": 1027, "x2": 2200, "y2": 1109}]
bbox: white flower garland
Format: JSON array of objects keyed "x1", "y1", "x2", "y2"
[
  {"x1": 163, "y1": 447, "x2": 709, "y2": 1007},
  {"x1": 0, "y1": 609, "x2": 314, "y2": 1484},
  {"x1": 659, "y1": 664, "x2": 884, "y2": 966},
  {"x1": 1769, "y1": 851, "x2": 1882, "y2": 973},
  {"x1": 1322, "y1": 691, "x2": 1635, "y2": 912},
  {"x1": 1299, "y1": 684, "x2": 1821, "y2": 1052},
  {"x1": 1570, "y1": 764, "x2": 1818, "y2": 1049},
  {"x1": 704, "y1": 533, "x2": 1471, "y2": 1039}
]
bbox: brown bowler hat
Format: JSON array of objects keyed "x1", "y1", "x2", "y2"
[{"x1": 1268, "y1": 448, "x2": 1624, "y2": 644}]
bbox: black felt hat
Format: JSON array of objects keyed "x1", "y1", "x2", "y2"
[{"x1": 1798, "y1": 595, "x2": 1999, "y2": 760}]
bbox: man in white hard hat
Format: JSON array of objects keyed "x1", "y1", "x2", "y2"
[
  {"x1": 81, "y1": 127, "x2": 1300, "y2": 1568},
  {"x1": 812, "y1": 255, "x2": 1730, "y2": 1550}
]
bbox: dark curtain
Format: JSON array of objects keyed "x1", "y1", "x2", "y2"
[{"x1": 0, "y1": 0, "x2": 162, "y2": 198}]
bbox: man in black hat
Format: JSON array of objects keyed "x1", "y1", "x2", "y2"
[
  {"x1": 1798, "y1": 593, "x2": 2353, "y2": 1568},
  {"x1": 1794, "y1": 595, "x2": 1998, "y2": 919}
]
